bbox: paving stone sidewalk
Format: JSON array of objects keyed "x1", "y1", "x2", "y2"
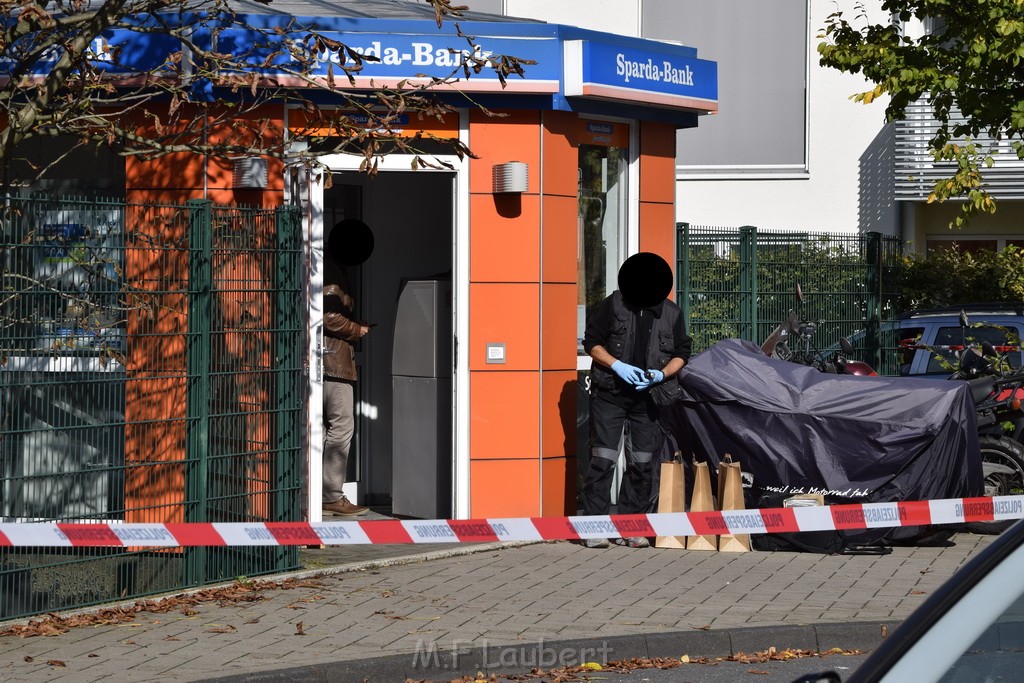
[{"x1": 0, "y1": 532, "x2": 995, "y2": 682}]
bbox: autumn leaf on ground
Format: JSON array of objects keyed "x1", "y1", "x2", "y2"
[
  {"x1": 0, "y1": 578, "x2": 323, "y2": 639},
  {"x1": 295, "y1": 622, "x2": 306, "y2": 636},
  {"x1": 205, "y1": 625, "x2": 237, "y2": 634},
  {"x1": 46, "y1": 660, "x2": 66, "y2": 667}
]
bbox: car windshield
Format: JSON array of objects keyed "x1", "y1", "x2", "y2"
[
  {"x1": 938, "y1": 589, "x2": 1024, "y2": 681},
  {"x1": 926, "y1": 325, "x2": 1023, "y2": 375}
]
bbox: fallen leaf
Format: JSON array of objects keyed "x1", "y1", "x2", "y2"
[
  {"x1": 0, "y1": 578, "x2": 323, "y2": 639},
  {"x1": 88, "y1": 654, "x2": 99, "y2": 658},
  {"x1": 23, "y1": 656, "x2": 33, "y2": 663},
  {"x1": 245, "y1": 618, "x2": 261, "y2": 624},
  {"x1": 680, "y1": 655, "x2": 690, "y2": 663},
  {"x1": 910, "y1": 590, "x2": 927, "y2": 595},
  {"x1": 694, "y1": 624, "x2": 712, "y2": 631},
  {"x1": 46, "y1": 660, "x2": 66, "y2": 667},
  {"x1": 295, "y1": 622, "x2": 306, "y2": 636},
  {"x1": 881, "y1": 625, "x2": 888, "y2": 638},
  {"x1": 749, "y1": 669, "x2": 769, "y2": 675},
  {"x1": 205, "y1": 625, "x2": 236, "y2": 634},
  {"x1": 580, "y1": 662, "x2": 602, "y2": 670}
]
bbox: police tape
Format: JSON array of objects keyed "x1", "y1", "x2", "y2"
[{"x1": 1, "y1": 495, "x2": 1022, "y2": 547}]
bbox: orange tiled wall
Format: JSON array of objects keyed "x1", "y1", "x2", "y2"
[
  {"x1": 123, "y1": 106, "x2": 286, "y2": 521},
  {"x1": 467, "y1": 114, "x2": 677, "y2": 518},
  {"x1": 639, "y1": 121, "x2": 677, "y2": 299}
]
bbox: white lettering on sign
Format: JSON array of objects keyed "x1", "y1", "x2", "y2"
[
  {"x1": 304, "y1": 40, "x2": 494, "y2": 71},
  {"x1": 614, "y1": 53, "x2": 693, "y2": 86}
]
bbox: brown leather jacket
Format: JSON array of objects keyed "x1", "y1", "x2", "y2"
[{"x1": 323, "y1": 259, "x2": 364, "y2": 381}]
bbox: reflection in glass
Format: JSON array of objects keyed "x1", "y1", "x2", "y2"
[{"x1": 578, "y1": 144, "x2": 628, "y2": 353}]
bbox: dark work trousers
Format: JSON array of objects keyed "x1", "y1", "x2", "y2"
[{"x1": 582, "y1": 389, "x2": 663, "y2": 516}]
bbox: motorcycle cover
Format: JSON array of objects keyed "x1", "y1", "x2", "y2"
[{"x1": 662, "y1": 338, "x2": 983, "y2": 544}]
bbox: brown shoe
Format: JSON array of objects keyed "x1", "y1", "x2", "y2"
[{"x1": 323, "y1": 497, "x2": 369, "y2": 517}]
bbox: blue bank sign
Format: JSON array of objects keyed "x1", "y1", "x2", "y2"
[
  {"x1": 0, "y1": 12, "x2": 717, "y2": 118},
  {"x1": 563, "y1": 40, "x2": 717, "y2": 113}
]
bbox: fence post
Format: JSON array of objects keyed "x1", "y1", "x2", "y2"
[
  {"x1": 865, "y1": 231, "x2": 882, "y2": 372},
  {"x1": 186, "y1": 198, "x2": 213, "y2": 585},
  {"x1": 677, "y1": 222, "x2": 690, "y2": 323},
  {"x1": 739, "y1": 226, "x2": 758, "y2": 341},
  {"x1": 274, "y1": 206, "x2": 301, "y2": 526}
]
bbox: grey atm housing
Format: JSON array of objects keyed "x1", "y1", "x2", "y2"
[{"x1": 391, "y1": 279, "x2": 452, "y2": 519}]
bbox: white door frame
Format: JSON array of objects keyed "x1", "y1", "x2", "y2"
[{"x1": 304, "y1": 119, "x2": 470, "y2": 522}]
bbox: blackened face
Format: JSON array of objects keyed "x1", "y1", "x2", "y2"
[
  {"x1": 618, "y1": 252, "x2": 673, "y2": 308},
  {"x1": 328, "y1": 219, "x2": 375, "y2": 266}
]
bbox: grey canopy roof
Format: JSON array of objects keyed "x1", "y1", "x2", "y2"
[{"x1": 224, "y1": 0, "x2": 544, "y2": 23}]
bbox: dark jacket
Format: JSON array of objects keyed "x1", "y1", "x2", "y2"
[
  {"x1": 584, "y1": 290, "x2": 691, "y2": 406},
  {"x1": 323, "y1": 259, "x2": 363, "y2": 381}
]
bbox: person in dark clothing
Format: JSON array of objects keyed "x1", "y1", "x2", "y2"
[{"x1": 581, "y1": 252, "x2": 692, "y2": 548}]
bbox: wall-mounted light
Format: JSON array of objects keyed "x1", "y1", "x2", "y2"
[
  {"x1": 233, "y1": 157, "x2": 268, "y2": 189},
  {"x1": 492, "y1": 161, "x2": 529, "y2": 194}
]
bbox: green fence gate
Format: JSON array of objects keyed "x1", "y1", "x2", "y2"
[
  {"x1": 677, "y1": 223, "x2": 904, "y2": 375},
  {"x1": 0, "y1": 196, "x2": 305, "y2": 620}
]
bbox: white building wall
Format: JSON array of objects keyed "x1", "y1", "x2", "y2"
[
  {"x1": 675, "y1": 1, "x2": 895, "y2": 234},
  {"x1": 499, "y1": 0, "x2": 899, "y2": 236},
  {"x1": 505, "y1": 0, "x2": 640, "y2": 36}
]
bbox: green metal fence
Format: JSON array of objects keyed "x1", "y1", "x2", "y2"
[
  {"x1": 677, "y1": 223, "x2": 904, "y2": 376},
  {"x1": 0, "y1": 195, "x2": 304, "y2": 620}
]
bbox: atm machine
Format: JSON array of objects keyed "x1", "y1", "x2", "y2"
[{"x1": 391, "y1": 278, "x2": 452, "y2": 519}]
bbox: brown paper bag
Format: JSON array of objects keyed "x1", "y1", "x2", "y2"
[
  {"x1": 717, "y1": 453, "x2": 751, "y2": 552},
  {"x1": 655, "y1": 452, "x2": 687, "y2": 549},
  {"x1": 686, "y1": 457, "x2": 717, "y2": 551}
]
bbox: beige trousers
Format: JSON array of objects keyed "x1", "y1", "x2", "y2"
[{"x1": 323, "y1": 378, "x2": 355, "y2": 504}]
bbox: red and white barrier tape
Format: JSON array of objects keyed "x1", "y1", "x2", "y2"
[{"x1": 1, "y1": 495, "x2": 1021, "y2": 547}]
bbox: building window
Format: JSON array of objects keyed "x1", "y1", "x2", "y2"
[
  {"x1": 925, "y1": 237, "x2": 1021, "y2": 254},
  {"x1": 642, "y1": 0, "x2": 809, "y2": 176}
]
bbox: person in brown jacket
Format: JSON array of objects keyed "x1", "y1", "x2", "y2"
[{"x1": 322, "y1": 219, "x2": 375, "y2": 517}]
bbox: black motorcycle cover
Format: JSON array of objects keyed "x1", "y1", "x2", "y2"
[{"x1": 662, "y1": 338, "x2": 983, "y2": 544}]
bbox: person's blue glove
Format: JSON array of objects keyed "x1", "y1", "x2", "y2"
[
  {"x1": 610, "y1": 360, "x2": 645, "y2": 386},
  {"x1": 635, "y1": 369, "x2": 664, "y2": 391}
]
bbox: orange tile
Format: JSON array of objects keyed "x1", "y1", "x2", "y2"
[
  {"x1": 541, "y1": 111, "x2": 579, "y2": 197},
  {"x1": 469, "y1": 370, "x2": 540, "y2": 459},
  {"x1": 542, "y1": 370, "x2": 578, "y2": 458},
  {"x1": 469, "y1": 109, "x2": 541, "y2": 195},
  {"x1": 541, "y1": 195, "x2": 578, "y2": 284},
  {"x1": 126, "y1": 189, "x2": 206, "y2": 204},
  {"x1": 127, "y1": 153, "x2": 207, "y2": 190},
  {"x1": 469, "y1": 283, "x2": 539, "y2": 370},
  {"x1": 542, "y1": 457, "x2": 578, "y2": 516},
  {"x1": 469, "y1": 194, "x2": 540, "y2": 282},
  {"x1": 639, "y1": 203, "x2": 678, "y2": 299},
  {"x1": 542, "y1": 284, "x2": 577, "y2": 371},
  {"x1": 640, "y1": 121, "x2": 677, "y2": 205},
  {"x1": 470, "y1": 459, "x2": 541, "y2": 517}
]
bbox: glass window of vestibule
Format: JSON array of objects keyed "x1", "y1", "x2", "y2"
[{"x1": 576, "y1": 121, "x2": 630, "y2": 354}]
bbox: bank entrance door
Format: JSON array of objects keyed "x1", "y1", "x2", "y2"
[{"x1": 310, "y1": 162, "x2": 460, "y2": 520}]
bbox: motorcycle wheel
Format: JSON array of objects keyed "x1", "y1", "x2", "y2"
[{"x1": 979, "y1": 435, "x2": 1024, "y2": 496}]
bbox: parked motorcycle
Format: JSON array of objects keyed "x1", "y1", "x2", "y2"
[
  {"x1": 761, "y1": 284, "x2": 875, "y2": 376},
  {"x1": 939, "y1": 311, "x2": 1024, "y2": 496},
  {"x1": 764, "y1": 292, "x2": 1023, "y2": 498}
]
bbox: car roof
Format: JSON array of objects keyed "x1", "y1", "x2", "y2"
[{"x1": 900, "y1": 302, "x2": 1024, "y2": 320}]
